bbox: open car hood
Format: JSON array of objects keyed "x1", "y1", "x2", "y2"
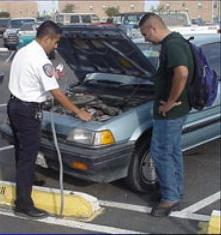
[{"x1": 57, "y1": 25, "x2": 156, "y2": 80}]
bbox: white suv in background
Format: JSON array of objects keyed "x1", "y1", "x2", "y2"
[{"x1": 3, "y1": 18, "x2": 36, "y2": 50}]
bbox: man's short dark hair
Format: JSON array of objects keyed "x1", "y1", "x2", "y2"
[
  {"x1": 36, "y1": 20, "x2": 62, "y2": 38},
  {"x1": 139, "y1": 12, "x2": 166, "y2": 28}
]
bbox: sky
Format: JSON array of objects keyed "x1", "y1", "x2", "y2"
[{"x1": 38, "y1": 0, "x2": 159, "y2": 15}]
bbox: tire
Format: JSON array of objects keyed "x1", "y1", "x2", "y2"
[{"x1": 126, "y1": 139, "x2": 158, "y2": 193}]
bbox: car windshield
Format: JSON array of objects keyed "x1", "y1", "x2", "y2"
[
  {"x1": 10, "y1": 19, "x2": 35, "y2": 28},
  {"x1": 160, "y1": 13, "x2": 190, "y2": 26},
  {"x1": 10, "y1": 20, "x2": 23, "y2": 28},
  {"x1": 113, "y1": 14, "x2": 143, "y2": 25},
  {"x1": 137, "y1": 43, "x2": 161, "y2": 69},
  {"x1": 0, "y1": 19, "x2": 9, "y2": 26},
  {"x1": 113, "y1": 12, "x2": 190, "y2": 27},
  {"x1": 20, "y1": 23, "x2": 35, "y2": 31}
]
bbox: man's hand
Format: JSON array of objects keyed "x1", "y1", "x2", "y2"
[
  {"x1": 77, "y1": 110, "x2": 92, "y2": 121},
  {"x1": 54, "y1": 70, "x2": 65, "y2": 80},
  {"x1": 50, "y1": 89, "x2": 92, "y2": 121},
  {"x1": 54, "y1": 64, "x2": 65, "y2": 80},
  {"x1": 159, "y1": 100, "x2": 182, "y2": 117}
]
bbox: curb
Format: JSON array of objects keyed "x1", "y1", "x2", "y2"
[
  {"x1": 0, "y1": 180, "x2": 101, "y2": 220},
  {"x1": 207, "y1": 210, "x2": 221, "y2": 234},
  {"x1": 0, "y1": 48, "x2": 9, "y2": 52}
]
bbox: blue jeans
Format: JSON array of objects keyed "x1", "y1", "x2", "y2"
[{"x1": 150, "y1": 116, "x2": 187, "y2": 202}]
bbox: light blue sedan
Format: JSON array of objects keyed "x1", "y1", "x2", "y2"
[{"x1": 0, "y1": 26, "x2": 220, "y2": 192}]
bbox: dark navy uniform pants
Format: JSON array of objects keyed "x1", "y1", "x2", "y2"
[{"x1": 7, "y1": 96, "x2": 42, "y2": 210}]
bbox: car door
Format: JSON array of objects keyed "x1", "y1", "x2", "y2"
[{"x1": 182, "y1": 41, "x2": 221, "y2": 151}]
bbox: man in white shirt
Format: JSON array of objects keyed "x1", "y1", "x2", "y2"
[{"x1": 7, "y1": 21, "x2": 92, "y2": 218}]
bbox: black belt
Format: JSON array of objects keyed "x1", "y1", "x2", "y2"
[{"x1": 10, "y1": 94, "x2": 42, "y2": 109}]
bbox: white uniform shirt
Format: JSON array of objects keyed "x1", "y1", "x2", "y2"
[{"x1": 9, "y1": 40, "x2": 59, "y2": 103}]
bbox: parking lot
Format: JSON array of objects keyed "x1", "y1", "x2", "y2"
[{"x1": 0, "y1": 37, "x2": 220, "y2": 234}]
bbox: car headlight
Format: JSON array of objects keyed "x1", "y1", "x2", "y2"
[{"x1": 67, "y1": 128, "x2": 115, "y2": 146}]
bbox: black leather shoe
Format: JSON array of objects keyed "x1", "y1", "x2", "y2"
[
  {"x1": 150, "y1": 202, "x2": 180, "y2": 217},
  {"x1": 14, "y1": 207, "x2": 49, "y2": 218}
]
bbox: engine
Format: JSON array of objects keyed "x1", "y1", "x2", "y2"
[{"x1": 43, "y1": 90, "x2": 150, "y2": 122}]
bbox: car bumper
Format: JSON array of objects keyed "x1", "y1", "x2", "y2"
[
  {"x1": 0, "y1": 123, "x2": 135, "y2": 183},
  {"x1": 41, "y1": 136, "x2": 135, "y2": 183},
  {"x1": 4, "y1": 36, "x2": 19, "y2": 47}
]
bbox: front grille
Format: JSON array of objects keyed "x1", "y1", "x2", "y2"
[
  {"x1": 41, "y1": 130, "x2": 66, "y2": 143},
  {"x1": 7, "y1": 34, "x2": 18, "y2": 43}
]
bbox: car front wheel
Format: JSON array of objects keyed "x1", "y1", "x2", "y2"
[{"x1": 126, "y1": 140, "x2": 158, "y2": 192}]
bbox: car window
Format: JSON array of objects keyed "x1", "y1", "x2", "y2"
[
  {"x1": 201, "y1": 42, "x2": 221, "y2": 77},
  {"x1": 82, "y1": 15, "x2": 91, "y2": 23},
  {"x1": 70, "y1": 15, "x2": 80, "y2": 24},
  {"x1": 20, "y1": 24, "x2": 34, "y2": 31},
  {"x1": 22, "y1": 19, "x2": 35, "y2": 24},
  {"x1": 0, "y1": 19, "x2": 9, "y2": 26},
  {"x1": 10, "y1": 20, "x2": 23, "y2": 28},
  {"x1": 91, "y1": 14, "x2": 99, "y2": 23},
  {"x1": 113, "y1": 16, "x2": 123, "y2": 24},
  {"x1": 137, "y1": 43, "x2": 161, "y2": 69},
  {"x1": 125, "y1": 15, "x2": 142, "y2": 25},
  {"x1": 10, "y1": 19, "x2": 35, "y2": 28}
]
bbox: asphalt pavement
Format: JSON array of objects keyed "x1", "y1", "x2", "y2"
[{"x1": 0, "y1": 39, "x2": 220, "y2": 234}]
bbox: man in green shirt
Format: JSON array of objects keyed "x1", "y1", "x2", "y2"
[{"x1": 139, "y1": 13, "x2": 194, "y2": 217}]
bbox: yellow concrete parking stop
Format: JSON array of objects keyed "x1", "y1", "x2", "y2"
[{"x1": 0, "y1": 180, "x2": 102, "y2": 220}]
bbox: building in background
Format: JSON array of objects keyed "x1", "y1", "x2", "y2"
[
  {"x1": 159, "y1": 0, "x2": 220, "y2": 24},
  {"x1": 38, "y1": 1, "x2": 58, "y2": 16},
  {"x1": 0, "y1": 1, "x2": 38, "y2": 18},
  {"x1": 58, "y1": 1, "x2": 145, "y2": 19}
]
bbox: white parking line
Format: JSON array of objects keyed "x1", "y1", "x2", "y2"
[
  {"x1": 0, "y1": 48, "x2": 8, "y2": 52},
  {"x1": 171, "y1": 211, "x2": 210, "y2": 221},
  {"x1": 100, "y1": 200, "x2": 210, "y2": 221},
  {"x1": 181, "y1": 191, "x2": 221, "y2": 213},
  {"x1": 0, "y1": 209, "x2": 144, "y2": 234},
  {"x1": 0, "y1": 103, "x2": 7, "y2": 108},
  {"x1": 100, "y1": 200, "x2": 151, "y2": 213},
  {"x1": 5, "y1": 51, "x2": 15, "y2": 63},
  {"x1": 0, "y1": 145, "x2": 14, "y2": 152}
]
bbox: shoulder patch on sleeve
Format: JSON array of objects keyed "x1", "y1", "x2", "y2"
[{"x1": 43, "y1": 63, "x2": 55, "y2": 77}]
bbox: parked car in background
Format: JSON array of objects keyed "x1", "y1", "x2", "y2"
[
  {"x1": 17, "y1": 22, "x2": 55, "y2": 59},
  {"x1": 3, "y1": 17, "x2": 36, "y2": 49},
  {"x1": 112, "y1": 11, "x2": 192, "y2": 37},
  {"x1": 0, "y1": 18, "x2": 10, "y2": 35},
  {"x1": 52, "y1": 12, "x2": 100, "y2": 25},
  {"x1": 0, "y1": 26, "x2": 220, "y2": 192},
  {"x1": 192, "y1": 18, "x2": 205, "y2": 26},
  {"x1": 17, "y1": 23, "x2": 37, "y2": 49}
]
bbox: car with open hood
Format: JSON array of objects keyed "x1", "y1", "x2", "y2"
[{"x1": 0, "y1": 25, "x2": 220, "y2": 192}]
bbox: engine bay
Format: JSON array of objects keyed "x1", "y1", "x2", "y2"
[{"x1": 43, "y1": 84, "x2": 154, "y2": 122}]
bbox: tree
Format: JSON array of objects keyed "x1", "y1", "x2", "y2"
[
  {"x1": 105, "y1": 7, "x2": 119, "y2": 17},
  {"x1": 0, "y1": 12, "x2": 10, "y2": 18},
  {"x1": 63, "y1": 4, "x2": 75, "y2": 13}
]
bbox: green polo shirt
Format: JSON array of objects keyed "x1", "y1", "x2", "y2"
[{"x1": 153, "y1": 32, "x2": 194, "y2": 120}]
